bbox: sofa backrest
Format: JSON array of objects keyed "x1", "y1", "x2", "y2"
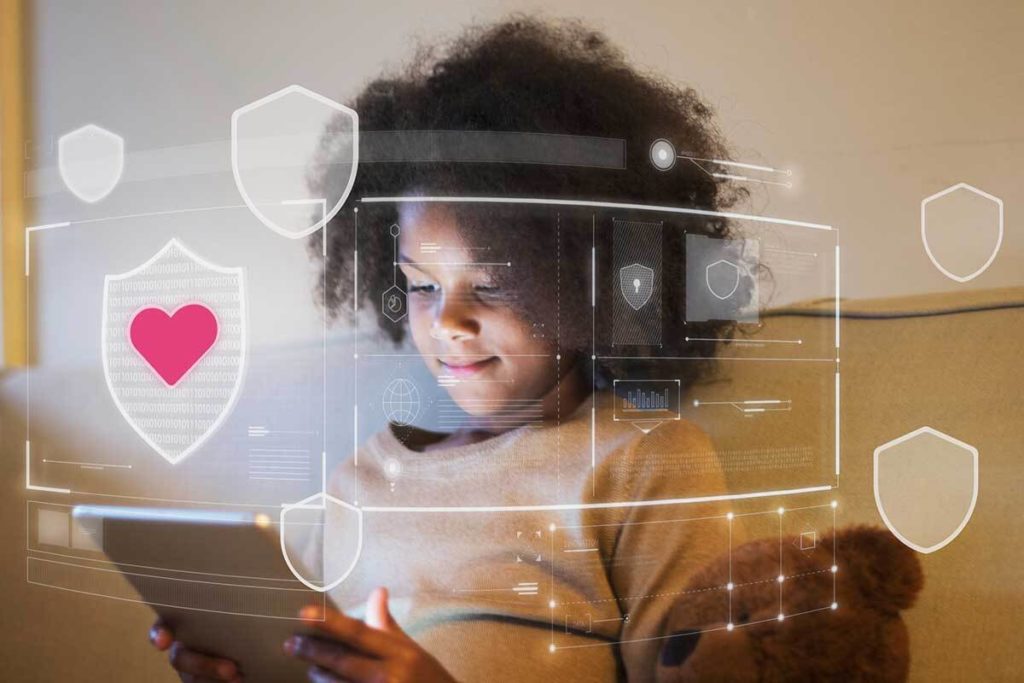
[{"x1": 703, "y1": 287, "x2": 1023, "y2": 681}]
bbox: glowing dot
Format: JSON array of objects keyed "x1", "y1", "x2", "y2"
[
  {"x1": 831, "y1": 565, "x2": 838, "y2": 573},
  {"x1": 777, "y1": 507, "x2": 785, "y2": 515},
  {"x1": 726, "y1": 512, "x2": 734, "y2": 520},
  {"x1": 591, "y1": 354, "x2": 596, "y2": 360},
  {"x1": 549, "y1": 644, "x2": 556, "y2": 653},
  {"x1": 831, "y1": 500, "x2": 838, "y2": 509},
  {"x1": 253, "y1": 514, "x2": 271, "y2": 529},
  {"x1": 658, "y1": 149, "x2": 668, "y2": 160},
  {"x1": 777, "y1": 575, "x2": 785, "y2": 584},
  {"x1": 693, "y1": 399, "x2": 700, "y2": 407},
  {"x1": 549, "y1": 600, "x2": 556, "y2": 609},
  {"x1": 549, "y1": 523, "x2": 557, "y2": 532},
  {"x1": 556, "y1": 354, "x2": 561, "y2": 360},
  {"x1": 831, "y1": 602, "x2": 838, "y2": 610},
  {"x1": 353, "y1": 352, "x2": 359, "y2": 359},
  {"x1": 507, "y1": 261, "x2": 512, "y2": 267},
  {"x1": 778, "y1": 614, "x2": 785, "y2": 622},
  {"x1": 726, "y1": 622, "x2": 734, "y2": 631},
  {"x1": 726, "y1": 582, "x2": 734, "y2": 591}
]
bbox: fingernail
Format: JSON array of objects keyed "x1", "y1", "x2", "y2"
[
  {"x1": 283, "y1": 636, "x2": 299, "y2": 655},
  {"x1": 299, "y1": 605, "x2": 321, "y2": 620},
  {"x1": 148, "y1": 627, "x2": 158, "y2": 644},
  {"x1": 218, "y1": 661, "x2": 237, "y2": 679}
]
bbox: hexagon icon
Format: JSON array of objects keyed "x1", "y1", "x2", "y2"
[
  {"x1": 58, "y1": 124, "x2": 124, "y2": 203},
  {"x1": 232, "y1": 85, "x2": 358, "y2": 238},
  {"x1": 874, "y1": 426, "x2": 978, "y2": 554},
  {"x1": 921, "y1": 182, "x2": 1003, "y2": 283},
  {"x1": 381, "y1": 285, "x2": 407, "y2": 323}
]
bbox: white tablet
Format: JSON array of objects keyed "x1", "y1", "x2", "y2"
[{"x1": 72, "y1": 504, "x2": 338, "y2": 682}]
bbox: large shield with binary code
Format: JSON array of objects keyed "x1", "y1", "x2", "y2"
[{"x1": 101, "y1": 239, "x2": 246, "y2": 464}]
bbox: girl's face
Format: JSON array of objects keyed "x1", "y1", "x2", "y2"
[{"x1": 397, "y1": 204, "x2": 560, "y2": 418}]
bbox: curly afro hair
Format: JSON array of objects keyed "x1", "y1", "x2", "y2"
[{"x1": 309, "y1": 16, "x2": 748, "y2": 390}]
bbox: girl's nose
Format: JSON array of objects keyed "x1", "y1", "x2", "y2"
[{"x1": 429, "y1": 297, "x2": 480, "y2": 342}]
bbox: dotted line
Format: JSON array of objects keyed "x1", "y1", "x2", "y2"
[
  {"x1": 556, "y1": 213, "x2": 561, "y2": 500},
  {"x1": 562, "y1": 568, "x2": 833, "y2": 606},
  {"x1": 563, "y1": 583, "x2": 722, "y2": 606}
]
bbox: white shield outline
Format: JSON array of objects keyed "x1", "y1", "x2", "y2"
[
  {"x1": 705, "y1": 259, "x2": 741, "y2": 300},
  {"x1": 619, "y1": 263, "x2": 654, "y2": 311},
  {"x1": 873, "y1": 426, "x2": 979, "y2": 554},
  {"x1": 280, "y1": 492, "x2": 364, "y2": 593},
  {"x1": 58, "y1": 124, "x2": 125, "y2": 204},
  {"x1": 231, "y1": 84, "x2": 359, "y2": 239},
  {"x1": 101, "y1": 239, "x2": 247, "y2": 465},
  {"x1": 920, "y1": 182, "x2": 1004, "y2": 283}
]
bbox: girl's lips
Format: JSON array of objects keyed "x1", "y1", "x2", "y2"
[{"x1": 439, "y1": 357, "x2": 498, "y2": 378}]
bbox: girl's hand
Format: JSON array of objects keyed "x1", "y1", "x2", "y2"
[
  {"x1": 149, "y1": 621, "x2": 242, "y2": 682},
  {"x1": 285, "y1": 587, "x2": 457, "y2": 683}
]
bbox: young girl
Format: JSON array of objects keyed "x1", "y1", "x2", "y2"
[{"x1": 151, "y1": 17, "x2": 746, "y2": 682}]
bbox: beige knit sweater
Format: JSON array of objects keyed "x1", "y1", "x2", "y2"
[{"x1": 317, "y1": 391, "x2": 733, "y2": 682}]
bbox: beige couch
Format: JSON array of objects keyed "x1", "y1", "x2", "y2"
[
  {"x1": 716, "y1": 287, "x2": 1022, "y2": 681},
  {"x1": 1, "y1": 287, "x2": 1020, "y2": 680}
]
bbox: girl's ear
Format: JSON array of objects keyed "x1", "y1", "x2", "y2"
[{"x1": 834, "y1": 525, "x2": 924, "y2": 613}]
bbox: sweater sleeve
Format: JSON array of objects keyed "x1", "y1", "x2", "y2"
[{"x1": 590, "y1": 420, "x2": 736, "y2": 682}]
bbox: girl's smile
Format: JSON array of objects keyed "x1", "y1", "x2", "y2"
[{"x1": 437, "y1": 356, "x2": 499, "y2": 378}]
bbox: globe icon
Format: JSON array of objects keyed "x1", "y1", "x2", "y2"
[{"x1": 382, "y1": 378, "x2": 420, "y2": 426}]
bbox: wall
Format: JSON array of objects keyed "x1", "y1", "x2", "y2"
[{"x1": 25, "y1": 0, "x2": 1024, "y2": 300}]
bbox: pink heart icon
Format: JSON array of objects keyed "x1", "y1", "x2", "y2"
[{"x1": 129, "y1": 304, "x2": 219, "y2": 387}]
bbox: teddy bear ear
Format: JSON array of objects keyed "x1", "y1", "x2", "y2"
[{"x1": 834, "y1": 525, "x2": 924, "y2": 613}]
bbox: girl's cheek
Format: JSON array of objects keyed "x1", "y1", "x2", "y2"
[{"x1": 406, "y1": 305, "x2": 435, "y2": 350}]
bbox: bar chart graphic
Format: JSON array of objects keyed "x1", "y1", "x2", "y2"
[{"x1": 612, "y1": 379, "x2": 681, "y2": 431}]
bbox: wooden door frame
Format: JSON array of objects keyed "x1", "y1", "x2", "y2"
[{"x1": 1, "y1": 0, "x2": 28, "y2": 367}]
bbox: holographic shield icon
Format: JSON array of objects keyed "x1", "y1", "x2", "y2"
[
  {"x1": 232, "y1": 85, "x2": 359, "y2": 238},
  {"x1": 705, "y1": 259, "x2": 741, "y2": 300},
  {"x1": 280, "y1": 492, "x2": 364, "y2": 593},
  {"x1": 619, "y1": 263, "x2": 654, "y2": 311},
  {"x1": 58, "y1": 124, "x2": 124, "y2": 203},
  {"x1": 102, "y1": 240, "x2": 246, "y2": 464},
  {"x1": 920, "y1": 183, "x2": 1003, "y2": 283},
  {"x1": 874, "y1": 426, "x2": 978, "y2": 554}
]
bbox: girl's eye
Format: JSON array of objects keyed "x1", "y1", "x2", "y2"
[{"x1": 409, "y1": 283, "x2": 439, "y2": 294}]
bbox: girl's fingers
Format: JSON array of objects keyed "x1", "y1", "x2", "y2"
[
  {"x1": 366, "y1": 587, "x2": 400, "y2": 632},
  {"x1": 306, "y1": 666, "x2": 343, "y2": 683},
  {"x1": 167, "y1": 641, "x2": 239, "y2": 681},
  {"x1": 150, "y1": 623, "x2": 174, "y2": 651},
  {"x1": 286, "y1": 636, "x2": 382, "y2": 681},
  {"x1": 299, "y1": 606, "x2": 399, "y2": 658}
]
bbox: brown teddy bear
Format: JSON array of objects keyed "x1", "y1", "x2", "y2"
[{"x1": 656, "y1": 525, "x2": 923, "y2": 682}]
